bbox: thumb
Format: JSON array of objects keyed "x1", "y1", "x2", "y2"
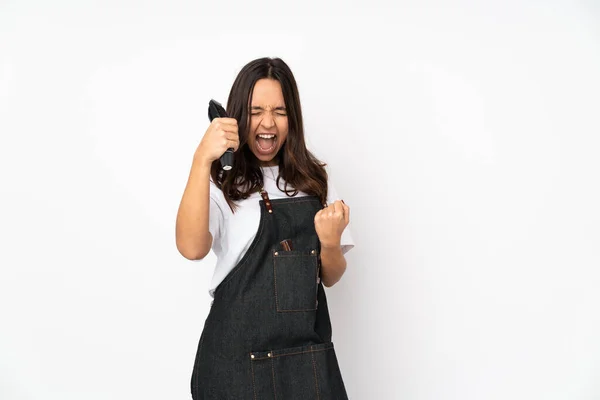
[{"x1": 341, "y1": 200, "x2": 350, "y2": 225}]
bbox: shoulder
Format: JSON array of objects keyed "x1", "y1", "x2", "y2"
[{"x1": 209, "y1": 179, "x2": 260, "y2": 215}]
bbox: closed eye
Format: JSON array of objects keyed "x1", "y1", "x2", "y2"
[
  {"x1": 251, "y1": 106, "x2": 287, "y2": 116},
  {"x1": 250, "y1": 112, "x2": 287, "y2": 117}
]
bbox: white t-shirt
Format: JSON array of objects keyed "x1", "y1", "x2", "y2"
[{"x1": 201, "y1": 165, "x2": 355, "y2": 297}]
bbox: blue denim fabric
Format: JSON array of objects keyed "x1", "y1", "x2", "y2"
[{"x1": 191, "y1": 196, "x2": 348, "y2": 399}]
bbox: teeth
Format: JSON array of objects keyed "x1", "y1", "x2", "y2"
[{"x1": 258, "y1": 134, "x2": 275, "y2": 139}]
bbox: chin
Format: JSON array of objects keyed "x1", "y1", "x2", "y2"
[
  {"x1": 258, "y1": 156, "x2": 278, "y2": 166},
  {"x1": 251, "y1": 148, "x2": 281, "y2": 166}
]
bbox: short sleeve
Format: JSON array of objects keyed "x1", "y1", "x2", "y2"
[
  {"x1": 326, "y1": 179, "x2": 355, "y2": 255},
  {"x1": 208, "y1": 180, "x2": 225, "y2": 249}
]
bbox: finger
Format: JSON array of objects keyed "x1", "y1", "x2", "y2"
[
  {"x1": 342, "y1": 202, "x2": 350, "y2": 225},
  {"x1": 325, "y1": 203, "x2": 335, "y2": 216},
  {"x1": 214, "y1": 117, "x2": 238, "y2": 126},
  {"x1": 224, "y1": 132, "x2": 239, "y2": 141},
  {"x1": 314, "y1": 210, "x2": 322, "y2": 223},
  {"x1": 213, "y1": 122, "x2": 238, "y2": 135},
  {"x1": 331, "y1": 200, "x2": 343, "y2": 216},
  {"x1": 219, "y1": 126, "x2": 239, "y2": 135},
  {"x1": 226, "y1": 139, "x2": 239, "y2": 151}
]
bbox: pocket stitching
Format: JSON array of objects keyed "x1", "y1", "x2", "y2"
[
  {"x1": 250, "y1": 343, "x2": 334, "y2": 361},
  {"x1": 273, "y1": 251, "x2": 318, "y2": 313}
]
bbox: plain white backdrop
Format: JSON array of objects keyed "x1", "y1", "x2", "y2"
[{"x1": 1, "y1": 0, "x2": 599, "y2": 399}]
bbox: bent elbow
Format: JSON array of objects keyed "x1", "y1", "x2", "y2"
[
  {"x1": 176, "y1": 242, "x2": 210, "y2": 261},
  {"x1": 180, "y1": 249, "x2": 208, "y2": 261},
  {"x1": 176, "y1": 232, "x2": 212, "y2": 261},
  {"x1": 322, "y1": 277, "x2": 340, "y2": 288}
]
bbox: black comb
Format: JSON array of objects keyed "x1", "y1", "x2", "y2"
[{"x1": 208, "y1": 99, "x2": 233, "y2": 171}]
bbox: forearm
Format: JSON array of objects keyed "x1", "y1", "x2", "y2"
[
  {"x1": 175, "y1": 157, "x2": 213, "y2": 260},
  {"x1": 319, "y1": 244, "x2": 347, "y2": 287}
]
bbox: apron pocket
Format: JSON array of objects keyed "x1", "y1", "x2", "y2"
[
  {"x1": 273, "y1": 250, "x2": 319, "y2": 312},
  {"x1": 250, "y1": 342, "x2": 348, "y2": 400}
]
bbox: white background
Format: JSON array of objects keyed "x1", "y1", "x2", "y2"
[{"x1": 1, "y1": 1, "x2": 600, "y2": 399}]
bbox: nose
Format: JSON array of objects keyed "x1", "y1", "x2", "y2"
[{"x1": 260, "y1": 112, "x2": 275, "y2": 129}]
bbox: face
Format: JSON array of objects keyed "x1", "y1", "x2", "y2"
[{"x1": 247, "y1": 78, "x2": 289, "y2": 166}]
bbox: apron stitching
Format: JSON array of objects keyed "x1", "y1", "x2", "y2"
[
  {"x1": 275, "y1": 255, "x2": 312, "y2": 258},
  {"x1": 261, "y1": 198, "x2": 321, "y2": 205},
  {"x1": 315, "y1": 255, "x2": 320, "y2": 308},
  {"x1": 311, "y1": 347, "x2": 321, "y2": 400},
  {"x1": 251, "y1": 346, "x2": 332, "y2": 360},
  {"x1": 273, "y1": 253, "x2": 319, "y2": 312},
  {"x1": 273, "y1": 257, "x2": 280, "y2": 312},
  {"x1": 271, "y1": 356, "x2": 278, "y2": 400},
  {"x1": 251, "y1": 357, "x2": 257, "y2": 400}
]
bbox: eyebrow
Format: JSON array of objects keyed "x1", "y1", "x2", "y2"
[{"x1": 250, "y1": 106, "x2": 287, "y2": 111}]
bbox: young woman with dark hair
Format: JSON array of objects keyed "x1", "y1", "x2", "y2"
[{"x1": 176, "y1": 57, "x2": 354, "y2": 399}]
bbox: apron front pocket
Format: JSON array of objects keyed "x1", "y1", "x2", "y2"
[
  {"x1": 250, "y1": 342, "x2": 348, "y2": 400},
  {"x1": 273, "y1": 250, "x2": 319, "y2": 312}
]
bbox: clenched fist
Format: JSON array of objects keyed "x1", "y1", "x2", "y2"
[
  {"x1": 314, "y1": 200, "x2": 350, "y2": 249},
  {"x1": 194, "y1": 117, "x2": 240, "y2": 166}
]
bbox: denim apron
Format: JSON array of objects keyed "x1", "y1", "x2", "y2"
[{"x1": 191, "y1": 191, "x2": 348, "y2": 399}]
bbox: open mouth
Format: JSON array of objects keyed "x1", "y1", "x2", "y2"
[{"x1": 256, "y1": 134, "x2": 278, "y2": 155}]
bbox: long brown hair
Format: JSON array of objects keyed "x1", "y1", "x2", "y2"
[{"x1": 210, "y1": 57, "x2": 328, "y2": 212}]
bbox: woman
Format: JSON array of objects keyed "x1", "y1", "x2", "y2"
[{"x1": 176, "y1": 57, "x2": 354, "y2": 399}]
